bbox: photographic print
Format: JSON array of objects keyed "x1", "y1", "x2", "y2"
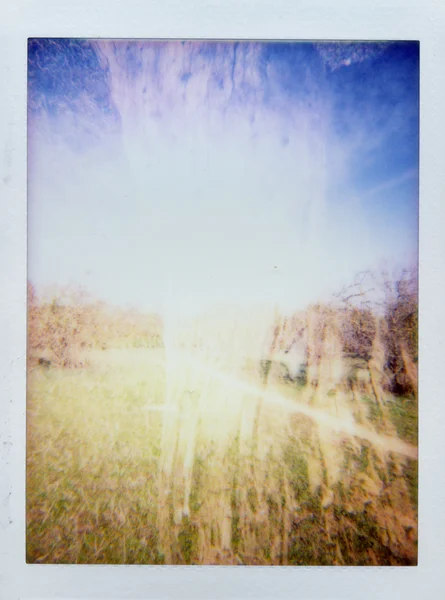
[{"x1": 26, "y1": 39, "x2": 419, "y2": 566}]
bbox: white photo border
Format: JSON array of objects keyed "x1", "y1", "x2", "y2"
[{"x1": 1, "y1": 0, "x2": 444, "y2": 598}]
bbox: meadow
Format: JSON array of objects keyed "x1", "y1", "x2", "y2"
[{"x1": 27, "y1": 312, "x2": 418, "y2": 565}]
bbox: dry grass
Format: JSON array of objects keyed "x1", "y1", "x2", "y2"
[
  {"x1": 27, "y1": 347, "x2": 418, "y2": 565},
  {"x1": 27, "y1": 350, "x2": 165, "y2": 564}
]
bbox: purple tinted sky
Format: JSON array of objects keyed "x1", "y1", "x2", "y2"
[{"x1": 28, "y1": 40, "x2": 418, "y2": 314}]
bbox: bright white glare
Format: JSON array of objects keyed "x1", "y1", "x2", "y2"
[{"x1": 28, "y1": 42, "x2": 417, "y2": 318}]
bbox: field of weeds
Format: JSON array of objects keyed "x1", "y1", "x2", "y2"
[{"x1": 26, "y1": 346, "x2": 418, "y2": 565}]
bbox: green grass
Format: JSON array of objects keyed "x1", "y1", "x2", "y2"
[
  {"x1": 283, "y1": 439, "x2": 310, "y2": 503},
  {"x1": 358, "y1": 444, "x2": 370, "y2": 472},
  {"x1": 27, "y1": 354, "x2": 165, "y2": 564},
  {"x1": 27, "y1": 349, "x2": 418, "y2": 565},
  {"x1": 177, "y1": 517, "x2": 199, "y2": 564},
  {"x1": 361, "y1": 395, "x2": 384, "y2": 426},
  {"x1": 403, "y1": 459, "x2": 418, "y2": 510},
  {"x1": 388, "y1": 397, "x2": 418, "y2": 445},
  {"x1": 230, "y1": 480, "x2": 242, "y2": 554}
]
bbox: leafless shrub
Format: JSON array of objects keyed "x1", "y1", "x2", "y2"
[{"x1": 27, "y1": 282, "x2": 163, "y2": 368}]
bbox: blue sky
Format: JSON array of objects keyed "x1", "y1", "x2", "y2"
[{"x1": 28, "y1": 40, "x2": 419, "y2": 315}]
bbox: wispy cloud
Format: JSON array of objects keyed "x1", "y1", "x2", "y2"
[{"x1": 362, "y1": 167, "x2": 419, "y2": 199}]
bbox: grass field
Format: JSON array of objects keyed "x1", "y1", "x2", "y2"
[{"x1": 26, "y1": 348, "x2": 418, "y2": 565}]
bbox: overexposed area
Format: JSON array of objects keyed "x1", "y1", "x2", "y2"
[{"x1": 26, "y1": 39, "x2": 419, "y2": 566}]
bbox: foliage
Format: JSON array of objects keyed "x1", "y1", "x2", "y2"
[
  {"x1": 383, "y1": 269, "x2": 418, "y2": 396},
  {"x1": 27, "y1": 282, "x2": 163, "y2": 368}
]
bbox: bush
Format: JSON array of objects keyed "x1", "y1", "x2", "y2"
[{"x1": 27, "y1": 282, "x2": 164, "y2": 367}]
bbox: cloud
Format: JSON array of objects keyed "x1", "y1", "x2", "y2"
[
  {"x1": 361, "y1": 168, "x2": 419, "y2": 199},
  {"x1": 315, "y1": 41, "x2": 388, "y2": 71}
]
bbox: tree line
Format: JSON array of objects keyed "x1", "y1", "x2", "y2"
[
  {"x1": 27, "y1": 283, "x2": 163, "y2": 368},
  {"x1": 27, "y1": 266, "x2": 418, "y2": 400}
]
